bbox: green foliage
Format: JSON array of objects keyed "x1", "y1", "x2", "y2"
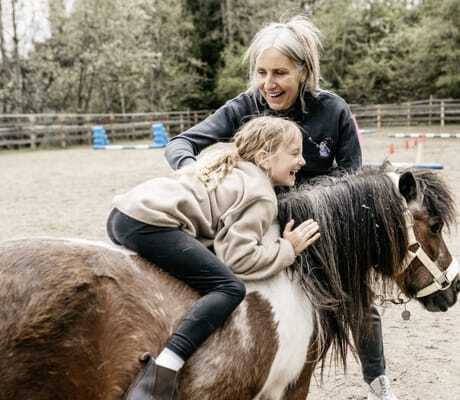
[
  {"x1": 182, "y1": 0, "x2": 225, "y2": 108},
  {"x1": 215, "y1": 46, "x2": 248, "y2": 104},
  {"x1": 405, "y1": 0, "x2": 460, "y2": 98},
  {"x1": 0, "y1": 0, "x2": 458, "y2": 113},
  {"x1": 2, "y1": 0, "x2": 202, "y2": 113},
  {"x1": 315, "y1": 0, "x2": 460, "y2": 103}
]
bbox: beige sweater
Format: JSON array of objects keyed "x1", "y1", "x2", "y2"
[{"x1": 112, "y1": 161, "x2": 295, "y2": 281}]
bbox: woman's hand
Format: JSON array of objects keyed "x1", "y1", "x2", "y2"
[{"x1": 283, "y1": 219, "x2": 320, "y2": 256}]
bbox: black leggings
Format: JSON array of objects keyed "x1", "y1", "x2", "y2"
[{"x1": 107, "y1": 209, "x2": 246, "y2": 361}]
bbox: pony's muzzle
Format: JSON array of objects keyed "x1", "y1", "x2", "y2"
[{"x1": 419, "y1": 275, "x2": 459, "y2": 312}]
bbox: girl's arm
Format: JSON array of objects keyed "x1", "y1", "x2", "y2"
[{"x1": 214, "y1": 199, "x2": 295, "y2": 281}]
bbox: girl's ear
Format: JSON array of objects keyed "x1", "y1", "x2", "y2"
[{"x1": 255, "y1": 150, "x2": 270, "y2": 171}]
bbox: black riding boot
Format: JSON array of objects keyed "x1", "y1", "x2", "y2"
[{"x1": 124, "y1": 353, "x2": 178, "y2": 400}]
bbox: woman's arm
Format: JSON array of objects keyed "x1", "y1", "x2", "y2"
[
  {"x1": 335, "y1": 106, "x2": 362, "y2": 171},
  {"x1": 165, "y1": 94, "x2": 254, "y2": 170}
]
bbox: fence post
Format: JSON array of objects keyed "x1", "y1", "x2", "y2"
[
  {"x1": 194, "y1": 111, "x2": 198, "y2": 125},
  {"x1": 377, "y1": 105, "x2": 382, "y2": 129},
  {"x1": 58, "y1": 115, "x2": 66, "y2": 148},
  {"x1": 440, "y1": 101, "x2": 445, "y2": 127},
  {"x1": 60, "y1": 130, "x2": 67, "y2": 148},
  {"x1": 85, "y1": 115, "x2": 92, "y2": 145},
  {"x1": 29, "y1": 131, "x2": 37, "y2": 150},
  {"x1": 179, "y1": 113, "x2": 184, "y2": 132},
  {"x1": 428, "y1": 95, "x2": 433, "y2": 126},
  {"x1": 407, "y1": 102, "x2": 411, "y2": 126}
]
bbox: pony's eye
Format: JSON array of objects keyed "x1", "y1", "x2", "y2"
[{"x1": 430, "y1": 222, "x2": 443, "y2": 234}]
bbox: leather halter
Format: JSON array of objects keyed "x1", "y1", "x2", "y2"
[{"x1": 401, "y1": 208, "x2": 459, "y2": 298}]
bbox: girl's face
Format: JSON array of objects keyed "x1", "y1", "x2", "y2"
[
  {"x1": 263, "y1": 133, "x2": 305, "y2": 187},
  {"x1": 255, "y1": 48, "x2": 305, "y2": 111}
]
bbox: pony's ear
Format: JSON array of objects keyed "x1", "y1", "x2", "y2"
[
  {"x1": 381, "y1": 159, "x2": 394, "y2": 172},
  {"x1": 399, "y1": 171, "x2": 417, "y2": 202}
]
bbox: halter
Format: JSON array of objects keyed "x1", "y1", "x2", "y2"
[{"x1": 401, "y1": 209, "x2": 459, "y2": 298}]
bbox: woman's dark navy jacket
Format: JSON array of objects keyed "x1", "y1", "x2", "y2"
[{"x1": 165, "y1": 90, "x2": 362, "y2": 181}]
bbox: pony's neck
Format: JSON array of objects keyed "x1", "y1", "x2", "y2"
[{"x1": 277, "y1": 170, "x2": 409, "y2": 367}]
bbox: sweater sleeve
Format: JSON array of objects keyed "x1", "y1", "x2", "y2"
[
  {"x1": 335, "y1": 105, "x2": 362, "y2": 171},
  {"x1": 165, "y1": 94, "x2": 251, "y2": 170},
  {"x1": 214, "y1": 199, "x2": 296, "y2": 281}
]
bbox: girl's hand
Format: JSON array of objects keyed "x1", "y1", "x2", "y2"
[{"x1": 283, "y1": 219, "x2": 320, "y2": 256}]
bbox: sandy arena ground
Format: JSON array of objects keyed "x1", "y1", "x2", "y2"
[{"x1": 1, "y1": 126, "x2": 459, "y2": 399}]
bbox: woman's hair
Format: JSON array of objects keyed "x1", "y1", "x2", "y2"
[
  {"x1": 185, "y1": 116, "x2": 301, "y2": 189},
  {"x1": 244, "y1": 15, "x2": 322, "y2": 112}
]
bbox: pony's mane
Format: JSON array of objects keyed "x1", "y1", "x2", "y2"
[
  {"x1": 277, "y1": 166, "x2": 456, "y2": 372},
  {"x1": 408, "y1": 168, "x2": 456, "y2": 229}
]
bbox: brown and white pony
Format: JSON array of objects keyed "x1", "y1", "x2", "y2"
[{"x1": 0, "y1": 166, "x2": 458, "y2": 400}]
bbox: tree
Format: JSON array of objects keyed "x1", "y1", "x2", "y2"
[
  {"x1": 21, "y1": 0, "x2": 202, "y2": 113},
  {"x1": 215, "y1": 45, "x2": 247, "y2": 104},
  {"x1": 2, "y1": 0, "x2": 458, "y2": 113},
  {"x1": 405, "y1": 0, "x2": 460, "y2": 98}
]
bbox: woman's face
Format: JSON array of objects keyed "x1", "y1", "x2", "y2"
[{"x1": 255, "y1": 48, "x2": 305, "y2": 111}]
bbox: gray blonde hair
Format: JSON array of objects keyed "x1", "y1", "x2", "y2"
[
  {"x1": 244, "y1": 15, "x2": 322, "y2": 112},
  {"x1": 195, "y1": 116, "x2": 301, "y2": 188}
]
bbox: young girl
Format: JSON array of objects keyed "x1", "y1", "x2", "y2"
[{"x1": 106, "y1": 116, "x2": 320, "y2": 400}]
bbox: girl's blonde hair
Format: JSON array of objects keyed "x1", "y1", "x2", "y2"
[
  {"x1": 244, "y1": 15, "x2": 322, "y2": 113},
  {"x1": 190, "y1": 116, "x2": 301, "y2": 188}
]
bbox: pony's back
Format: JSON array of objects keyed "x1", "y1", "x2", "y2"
[{"x1": 0, "y1": 238, "x2": 196, "y2": 400}]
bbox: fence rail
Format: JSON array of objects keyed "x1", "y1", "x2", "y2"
[
  {"x1": 0, "y1": 110, "x2": 211, "y2": 149},
  {"x1": 0, "y1": 98, "x2": 459, "y2": 150},
  {"x1": 351, "y1": 99, "x2": 460, "y2": 128}
]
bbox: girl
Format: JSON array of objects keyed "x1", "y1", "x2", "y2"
[{"x1": 107, "y1": 116, "x2": 320, "y2": 400}]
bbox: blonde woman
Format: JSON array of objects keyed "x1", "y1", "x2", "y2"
[
  {"x1": 107, "y1": 116, "x2": 320, "y2": 399},
  {"x1": 165, "y1": 16, "x2": 361, "y2": 179}
]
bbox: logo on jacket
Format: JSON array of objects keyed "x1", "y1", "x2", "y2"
[
  {"x1": 307, "y1": 136, "x2": 333, "y2": 159},
  {"x1": 318, "y1": 140, "x2": 331, "y2": 158}
]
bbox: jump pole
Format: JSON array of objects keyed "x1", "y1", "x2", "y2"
[
  {"x1": 389, "y1": 133, "x2": 460, "y2": 139},
  {"x1": 364, "y1": 162, "x2": 444, "y2": 170},
  {"x1": 92, "y1": 123, "x2": 170, "y2": 150}
]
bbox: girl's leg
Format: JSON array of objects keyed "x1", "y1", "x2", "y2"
[
  {"x1": 108, "y1": 209, "x2": 246, "y2": 399},
  {"x1": 108, "y1": 209, "x2": 246, "y2": 362}
]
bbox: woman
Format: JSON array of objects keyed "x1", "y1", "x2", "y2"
[{"x1": 165, "y1": 15, "x2": 397, "y2": 400}]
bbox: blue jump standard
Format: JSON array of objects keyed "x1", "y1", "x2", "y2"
[{"x1": 92, "y1": 123, "x2": 170, "y2": 150}]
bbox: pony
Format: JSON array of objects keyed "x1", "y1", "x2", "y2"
[{"x1": 0, "y1": 166, "x2": 458, "y2": 400}]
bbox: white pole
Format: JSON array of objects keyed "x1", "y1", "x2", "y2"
[{"x1": 415, "y1": 138, "x2": 424, "y2": 164}]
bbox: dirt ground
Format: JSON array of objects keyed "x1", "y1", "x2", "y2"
[{"x1": 1, "y1": 126, "x2": 460, "y2": 399}]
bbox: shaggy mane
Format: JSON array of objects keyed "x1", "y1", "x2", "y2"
[{"x1": 277, "y1": 166, "x2": 456, "y2": 371}]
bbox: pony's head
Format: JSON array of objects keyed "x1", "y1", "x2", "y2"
[
  {"x1": 391, "y1": 168, "x2": 459, "y2": 311},
  {"x1": 277, "y1": 164, "x2": 458, "y2": 368}
]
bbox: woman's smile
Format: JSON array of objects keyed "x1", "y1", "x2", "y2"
[{"x1": 255, "y1": 48, "x2": 305, "y2": 111}]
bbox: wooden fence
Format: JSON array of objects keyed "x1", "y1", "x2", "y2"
[
  {"x1": 0, "y1": 110, "x2": 211, "y2": 150},
  {"x1": 351, "y1": 98, "x2": 460, "y2": 128},
  {"x1": 1, "y1": 98, "x2": 459, "y2": 150}
]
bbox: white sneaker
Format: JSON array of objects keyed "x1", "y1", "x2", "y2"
[{"x1": 368, "y1": 375, "x2": 398, "y2": 400}]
